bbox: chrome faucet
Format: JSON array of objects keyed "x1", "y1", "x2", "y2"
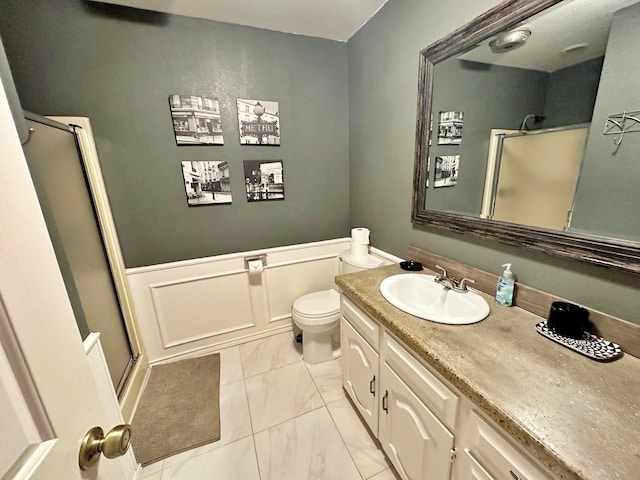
[
  {"x1": 434, "y1": 264, "x2": 457, "y2": 290},
  {"x1": 434, "y1": 264, "x2": 476, "y2": 293}
]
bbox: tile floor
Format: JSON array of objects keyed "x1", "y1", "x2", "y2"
[{"x1": 139, "y1": 331, "x2": 400, "y2": 480}]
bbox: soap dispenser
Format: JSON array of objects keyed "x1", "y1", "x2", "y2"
[{"x1": 496, "y1": 263, "x2": 515, "y2": 306}]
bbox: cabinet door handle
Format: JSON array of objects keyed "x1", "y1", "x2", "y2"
[
  {"x1": 369, "y1": 375, "x2": 376, "y2": 395},
  {"x1": 509, "y1": 471, "x2": 521, "y2": 480},
  {"x1": 382, "y1": 390, "x2": 389, "y2": 413}
]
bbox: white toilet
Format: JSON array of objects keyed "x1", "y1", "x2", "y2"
[{"x1": 292, "y1": 251, "x2": 383, "y2": 364}]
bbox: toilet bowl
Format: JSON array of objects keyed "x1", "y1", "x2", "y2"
[{"x1": 292, "y1": 289, "x2": 340, "y2": 364}]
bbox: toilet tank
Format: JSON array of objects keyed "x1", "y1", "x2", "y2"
[{"x1": 339, "y1": 251, "x2": 384, "y2": 274}]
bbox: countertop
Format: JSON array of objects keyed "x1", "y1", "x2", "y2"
[{"x1": 335, "y1": 264, "x2": 640, "y2": 480}]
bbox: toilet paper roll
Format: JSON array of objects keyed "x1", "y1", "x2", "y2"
[
  {"x1": 351, "y1": 228, "x2": 370, "y2": 245},
  {"x1": 350, "y1": 243, "x2": 369, "y2": 259},
  {"x1": 248, "y1": 259, "x2": 264, "y2": 275}
]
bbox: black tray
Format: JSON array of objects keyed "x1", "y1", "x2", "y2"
[
  {"x1": 400, "y1": 260, "x2": 423, "y2": 271},
  {"x1": 535, "y1": 321, "x2": 622, "y2": 361}
]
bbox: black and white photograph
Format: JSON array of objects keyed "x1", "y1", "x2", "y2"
[
  {"x1": 437, "y1": 110, "x2": 464, "y2": 145},
  {"x1": 181, "y1": 161, "x2": 232, "y2": 206},
  {"x1": 426, "y1": 157, "x2": 431, "y2": 188},
  {"x1": 434, "y1": 155, "x2": 460, "y2": 188},
  {"x1": 237, "y1": 99, "x2": 280, "y2": 145},
  {"x1": 169, "y1": 95, "x2": 224, "y2": 145},
  {"x1": 243, "y1": 160, "x2": 284, "y2": 201}
]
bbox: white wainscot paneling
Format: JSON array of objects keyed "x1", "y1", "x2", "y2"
[
  {"x1": 127, "y1": 239, "x2": 352, "y2": 364},
  {"x1": 151, "y1": 270, "x2": 254, "y2": 348},
  {"x1": 266, "y1": 256, "x2": 339, "y2": 322}
]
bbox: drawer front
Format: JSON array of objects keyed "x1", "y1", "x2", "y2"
[
  {"x1": 382, "y1": 332, "x2": 458, "y2": 430},
  {"x1": 465, "y1": 411, "x2": 553, "y2": 480},
  {"x1": 341, "y1": 295, "x2": 380, "y2": 350},
  {"x1": 460, "y1": 448, "x2": 497, "y2": 480}
]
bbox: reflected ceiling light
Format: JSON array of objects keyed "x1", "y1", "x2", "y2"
[{"x1": 489, "y1": 28, "x2": 532, "y2": 53}]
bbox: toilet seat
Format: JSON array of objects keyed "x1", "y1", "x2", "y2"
[{"x1": 292, "y1": 289, "x2": 340, "y2": 319}]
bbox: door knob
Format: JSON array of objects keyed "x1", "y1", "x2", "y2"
[{"x1": 79, "y1": 424, "x2": 131, "y2": 470}]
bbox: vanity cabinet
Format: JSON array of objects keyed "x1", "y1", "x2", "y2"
[{"x1": 340, "y1": 295, "x2": 556, "y2": 480}]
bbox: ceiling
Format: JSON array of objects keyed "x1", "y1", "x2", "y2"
[
  {"x1": 459, "y1": 0, "x2": 639, "y2": 72},
  {"x1": 91, "y1": 0, "x2": 389, "y2": 42}
]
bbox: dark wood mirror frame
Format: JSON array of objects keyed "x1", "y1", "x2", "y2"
[{"x1": 412, "y1": 0, "x2": 640, "y2": 275}]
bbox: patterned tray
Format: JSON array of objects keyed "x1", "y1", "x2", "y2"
[{"x1": 535, "y1": 321, "x2": 623, "y2": 361}]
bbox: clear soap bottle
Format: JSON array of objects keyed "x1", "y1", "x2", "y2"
[{"x1": 496, "y1": 263, "x2": 515, "y2": 306}]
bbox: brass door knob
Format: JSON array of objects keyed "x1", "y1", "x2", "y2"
[{"x1": 79, "y1": 424, "x2": 132, "y2": 470}]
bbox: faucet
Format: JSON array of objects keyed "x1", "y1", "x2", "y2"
[{"x1": 434, "y1": 264, "x2": 476, "y2": 293}]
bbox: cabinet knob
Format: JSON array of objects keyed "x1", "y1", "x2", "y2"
[
  {"x1": 369, "y1": 375, "x2": 376, "y2": 395},
  {"x1": 510, "y1": 471, "x2": 521, "y2": 480},
  {"x1": 382, "y1": 390, "x2": 389, "y2": 413}
]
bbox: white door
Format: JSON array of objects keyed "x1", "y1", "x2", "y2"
[
  {"x1": 0, "y1": 83, "x2": 128, "y2": 479},
  {"x1": 379, "y1": 363, "x2": 454, "y2": 480}
]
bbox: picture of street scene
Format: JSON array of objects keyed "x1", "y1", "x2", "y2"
[
  {"x1": 434, "y1": 155, "x2": 460, "y2": 188},
  {"x1": 169, "y1": 95, "x2": 224, "y2": 145},
  {"x1": 437, "y1": 110, "x2": 463, "y2": 145},
  {"x1": 237, "y1": 99, "x2": 280, "y2": 145},
  {"x1": 243, "y1": 160, "x2": 284, "y2": 202},
  {"x1": 181, "y1": 161, "x2": 232, "y2": 206}
]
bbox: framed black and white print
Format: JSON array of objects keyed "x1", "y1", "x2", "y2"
[
  {"x1": 437, "y1": 111, "x2": 463, "y2": 145},
  {"x1": 237, "y1": 99, "x2": 280, "y2": 145},
  {"x1": 169, "y1": 95, "x2": 224, "y2": 145},
  {"x1": 181, "y1": 161, "x2": 232, "y2": 206},
  {"x1": 434, "y1": 155, "x2": 460, "y2": 188},
  {"x1": 243, "y1": 160, "x2": 284, "y2": 201}
]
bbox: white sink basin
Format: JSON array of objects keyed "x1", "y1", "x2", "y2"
[{"x1": 379, "y1": 274, "x2": 490, "y2": 325}]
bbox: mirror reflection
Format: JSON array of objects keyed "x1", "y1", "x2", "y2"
[{"x1": 424, "y1": 0, "x2": 640, "y2": 242}]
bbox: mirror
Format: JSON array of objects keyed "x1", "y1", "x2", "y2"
[{"x1": 413, "y1": 0, "x2": 640, "y2": 274}]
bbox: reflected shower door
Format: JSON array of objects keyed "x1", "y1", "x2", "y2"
[{"x1": 492, "y1": 127, "x2": 588, "y2": 231}]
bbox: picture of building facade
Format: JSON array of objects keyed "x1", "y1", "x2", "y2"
[
  {"x1": 169, "y1": 95, "x2": 224, "y2": 145},
  {"x1": 181, "y1": 160, "x2": 232, "y2": 205}
]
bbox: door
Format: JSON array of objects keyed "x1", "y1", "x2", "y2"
[
  {"x1": 491, "y1": 127, "x2": 588, "y2": 231},
  {"x1": 341, "y1": 318, "x2": 380, "y2": 433},
  {"x1": 0, "y1": 86, "x2": 128, "y2": 479},
  {"x1": 21, "y1": 115, "x2": 134, "y2": 392},
  {"x1": 379, "y1": 363, "x2": 454, "y2": 480}
]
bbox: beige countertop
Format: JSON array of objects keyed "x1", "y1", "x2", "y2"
[{"x1": 335, "y1": 264, "x2": 640, "y2": 480}]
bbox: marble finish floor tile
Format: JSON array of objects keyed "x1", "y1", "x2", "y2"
[
  {"x1": 327, "y1": 397, "x2": 390, "y2": 479},
  {"x1": 161, "y1": 436, "x2": 260, "y2": 480},
  {"x1": 217, "y1": 345, "x2": 244, "y2": 385},
  {"x1": 254, "y1": 407, "x2": 361, "y2": 480},
  {"x1": 306, "y1": 358, "x2": 345, "y2": 404},
  {"x1": 239, "y1": 331, "x2": 301, "y2": 377},
  {"x1": 245, "y1": 361, "x2": 324, "y2": 432},
  {"x1": 368, "y1": 468, "x2": 401, "y2": 480}
]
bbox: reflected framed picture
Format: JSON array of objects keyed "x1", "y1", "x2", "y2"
[
  {"x1": 434, "y1": 155, "x2": 459, "y2": 188},
  {"x1": 243, "y1": 160, "x2": 284, "y2": 202},
  {"x1": 437, "y1": 111, "x2": 463, "y2": 145},
  {"x1": 169, "y1": 95, "x2": 224, "y2": 145},
  {"x1": 181, "y1": 161, "x2": 232, "y2": 206}
]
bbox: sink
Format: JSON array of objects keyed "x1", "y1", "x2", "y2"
[{"x1": 379, "y1": 274, "x2": 490, "y2": 325}]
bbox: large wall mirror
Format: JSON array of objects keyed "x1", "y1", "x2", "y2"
[{"x1": 412, "y1": 0, "x2": 640, "y2": 274}]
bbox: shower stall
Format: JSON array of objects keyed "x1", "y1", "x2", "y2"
[{"x1": 481, "y1": 124, "x2": 590, "y2": 231}]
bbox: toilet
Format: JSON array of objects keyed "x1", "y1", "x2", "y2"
[{"x1": 292, "y1": 251, "x2": 383, "y2": 364}]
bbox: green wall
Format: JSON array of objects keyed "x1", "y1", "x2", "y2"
[
  {"x1": 428, "y1": 60, "x2": 547, "y2": 216},
  {"x1": 348, "y1": 0, "x2": 640, "y2": 323},
  {"x1": 0, "y1": 0, "x2": 349, "y2": 267},
  {"x1": 571, "y1": 3, "x2": 640, "y2": 241}
]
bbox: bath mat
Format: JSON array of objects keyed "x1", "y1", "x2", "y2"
[{"x1": 131, "y1": 352, "x2": 220, "y2": 465}]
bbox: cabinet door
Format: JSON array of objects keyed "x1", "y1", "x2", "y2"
[
  {"x1": 341, "y1": 318, "x2": 379, "y2": 433},
  {"x1": 379, "y1": 363, "x2": 455, "y2": 480},
  {"x1": 458, "y1": 449, "x2": 497, "y2": 480}
]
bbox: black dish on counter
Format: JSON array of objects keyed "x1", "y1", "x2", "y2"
[{"x1": 400, "y1": 260, "x2": 423, "y2": 271}]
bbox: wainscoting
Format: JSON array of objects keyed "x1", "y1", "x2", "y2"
[{"x1": 127, "y1": 239, "x2": 394, "y2": 365}]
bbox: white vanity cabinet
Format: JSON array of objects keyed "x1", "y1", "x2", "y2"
[
  {"x1": 341, "y1": 297, "x2": 380, "y2": 433},
  {"x1": 340, "y1": 294, "x2": 557, "y2": 480}
]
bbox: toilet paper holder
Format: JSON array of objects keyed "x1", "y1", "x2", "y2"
[{"x1": 244, "y1": 254, "x2": 267, "y2": 270}]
